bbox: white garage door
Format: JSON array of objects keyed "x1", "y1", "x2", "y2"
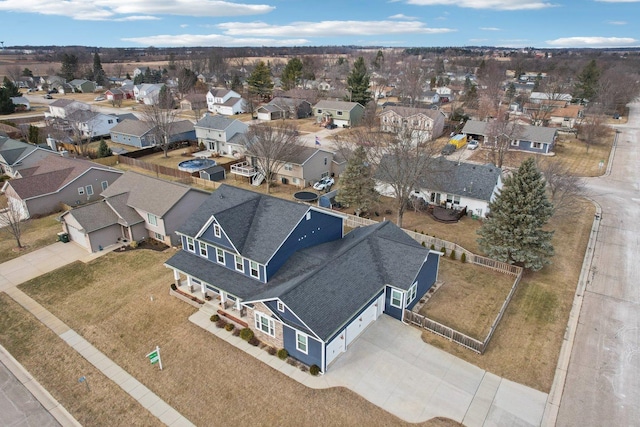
[
  {"x1": 345, "y1": 302, "x2": 378, "y2": 347},
  {"x1": 325, "y1": 333, "x2": 345, "y2": 368},
  {"x1": 67, "y1": 225, "x2": 90, "y2": 250}
]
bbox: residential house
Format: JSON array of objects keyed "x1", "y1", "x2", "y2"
[
  {"x1": 47, "y1": 99, "x2": 90, "y2": 119},
  {"x1": 376, "y1": 156, "x2": 502, "y2": 218},
  {"x1": 313, "y1": 100, "x2": 365, "y2": 128},
  {"x1": 68, "y1": 79, "x2": 97, "y2": 94},
  {"x1": 105, "y1": 88, "x2": 125, "y2": 101},
  {"x1": 2, "y1": 155, "x2": 123, "y2": 219},
  {"x1": 419, "y1": 90, "x2": 440, "y2": 105},
  {"x1": 180, "y1": 93, "x2": 208, "y2": 113},
  {"x1": 379, "y1": 106, "x2": 445, "y2": 142},
  {"x1": 165, "y1": 184, "x2": 441, "y2": 372},
  {"x1": 66, "y1": 110, "x2": 119, "y2": 138},
  {"x1": 60, "y1": 171, "x2": 210, "y2": 252},
  {"x1": 10, "y1": 96, "x2": 30, "y2": 111},
  {"x1": 206, "y1": 88, "x2": 245, "y2": 115},
  {"x1": 0, "y1": 137, "x2": 55, "y2": 178},
  {"x1": 134, "y1": 84, "x2": 164, "y2": 105},
  {"x1": 236, "y1": 145, "x2": 344, "y2": 188},
  {"x1": 529, "y1": 92, "x2": 572, "y2": 104},
  {"x1": 110, "y1": 119, "x2": 195, "y2": 148},
  {"x1": 461, "y1": 120, "x2": 558, "y2": 154},
  {"x1": 548, "y1": 104, "x2": 584, "y2": 129},
  {"x1": 257, "y1": 97, "x2": 311, "y2": 121},
  {"x1": 133, "y1": 67, "x2": 149, "y2": 78},
  {"x1": 194, "y1": 114, "x2": 248, "y2": 157}
]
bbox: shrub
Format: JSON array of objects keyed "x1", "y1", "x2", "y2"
[
  {"x1": 240, "y1": 328, "x2": 254, "y2": 341},
  {"x1": 198, "y1": 141, "x2": 205, "y2": 151},
  {"x1": 440, "y1": 246, "x2": 446, "y2": 255},
  {"x1": 461, "y1": 253, "x2": 467, "y2": 263},
  {"x1": 170, "y1": 283, "x2": 177, "y2": 291},
  {"x1": 210, "y1": 314, "x2": 219, "y2": 322},
  {"x1": 268, "y1": 347, "x2": 277, "y2": 356},
  {"x1": 450, "y1": 249, "x2": 456, "y2": 260},
  {"x1": 248, "y1": 336, "x2": 260, "y2": 346},
  {"x1": 130, "y1": 240, "x2": 139, "y2": 249},
  {"x1": 216, "y1": 319, "x2": 227, "y2": 328},
  {"x1": 430, "y1": 244, "x2": 435, "y2": 250},
  {"x1": 232, "y1": 328, "x2": 240, "y2": 337},
  {"x1": 309, "y1": 364, "x2": 320, "y2": 376},
  {"x1": 225, "y1": 323, "x2": 235, "y2": 332},
  {"x1": 421, "y1": 241, "x2": 426, "y2": 247},
  {"x1": 287, "y1": 358, "x2": 298, "y2": 366},
  {"x1": 277, "y1": 348, "x2": 288, "y2": 360}
]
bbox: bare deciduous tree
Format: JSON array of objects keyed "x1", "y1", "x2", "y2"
[
  {"x1": 241, "y1": 123, "x2": 305, "y2": 194},
  {"x1": 576, "y1": 106, "x2": 610, "y2": 153},
  {"x1": 537, "y1": 158, "x2": 586, "y2": 218},
  {"x1": 0, "y1": 198, "x2": 28, "y2": 249},
  {"x1": 485, "y1": 116, "x2": 524, "y2": 168},
  {"x1": 141, "y1": 89, "x2": 179, "y2": 158}
]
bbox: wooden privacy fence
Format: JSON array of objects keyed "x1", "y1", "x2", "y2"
[
  {"x1": 404, "y1": 310, "x2": 485, "y2": 353},
  {"x1": 116, "y1": 155, "x2": 193, "y2": 179}
]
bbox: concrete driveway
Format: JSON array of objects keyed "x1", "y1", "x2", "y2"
[
  {"x1": 318, "y1": 316, "x2": 547, "y2": 426},
  {"x1": 0, "y1": 242, "x2": 89, "y2": 292}
]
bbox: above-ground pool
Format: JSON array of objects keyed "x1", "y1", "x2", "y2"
[
  {"x1": 178, "y1": 158, "x2": 217, "y2": 173},
  {"x1": 293, "y1": 191, "x2": 319, "y2": 202}
]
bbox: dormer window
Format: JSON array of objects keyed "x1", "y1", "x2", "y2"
[{"x1": 213, "y1": 224, "x2": 221, "y2": 238}]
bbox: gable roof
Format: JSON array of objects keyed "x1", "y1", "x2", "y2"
[
  {"x1": 380, "y1": 105, "x2": 442, "y2": 121},
  {"x1": 101, "y1": 171, "x2": 207, "y2": 217},
  {"x1": 281, "y1": 146, "x2": 332, "y2": 165},
  {"x1": 269, "y1": 97, "x2": 309, "y2": 108},
  {"x1": 109, "y1": 119, "x2": 153, "y2": 137},
  {"x1": 314, "y1": 100, "x2": 363, "y2": 111},
  {"x1": 62, "y1": 199, "x2": 120, "y2": 233},
  {"x1": 419, "y1": 157, "x2": 501, "y2": 202},
  {"x1": 520, "y1": 125, "x2": 557, "y2": 143},
  {"x1": 0, "y1": 137, "x2": 43, "y2": 165},
  {"x1": 461, "y1": 120, "x2": 488, "y2": 135},
  {"x1": 194, "y1": 114, "x2": 238, "y2": 131},
  {"x1": 177, "y1": 185, "x2": 309, "y2": 263},
  {"x1": 171, "y1": 120, "x2": 196, "y2": 134}
]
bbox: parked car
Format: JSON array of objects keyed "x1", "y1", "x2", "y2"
[
  {"x1": 94, "y1": 95, "x2": 105, "y2": 101},
  {"x1": 44, "y1": 94, "x2": 53, "y2": 99},
  {"x1": 467, "y1": 139, "x2": 479, "y2": 150},
  {"x1": 441, "y1": 144, "x2": 456, "y2": 156},
  {"x1": 325, "y1": 123, "x2": 338, "y2": 129},
  {"x1": 313, "y1": 176, "x2": 334, "y2": 191}
]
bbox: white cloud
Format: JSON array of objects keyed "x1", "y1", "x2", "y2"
[
  {"x1": 122, "y1": 33, "x2": 307, "y2": 47},
  {"x1": 546, "y1": 36, "x2": 638, "y2": 47},
  {"x1": 115, "y1": 16, "x2": 160, "y2": 21},
  {"x1": 480, "y1": 27, "x2": 501, "y2": 31},
  {"x1": 607, "y1": 20, "x2": 627, "y2": 25},
  {"x1": 405, "y1": 0, "x2": 556, "y2": 10},
  {"x1": 388, "y1": 13, "x2": 419, "y2": 20},
  {"x1": 217, "y1": 20, "x2": 455, "y2": 37},
  {"x1": 180, "y1": 24, "x2": 189, "y2": 28},
  {"x1": 0, "y1": 0, "x2": 274, "y2": 20}
]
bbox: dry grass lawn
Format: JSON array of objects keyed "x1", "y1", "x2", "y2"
[
  {"x1": 16, "y1": 249, "x2": 458, "y2": 427},
  {"x1": 0, "y1": 212, "x2": 61, "y2": 263},
  {"x1": 420, "y1": 258, "x2": 517, "y2": 340},
  {"x1": 0, "y1": 294, "x2": 163, "y2": 427}
]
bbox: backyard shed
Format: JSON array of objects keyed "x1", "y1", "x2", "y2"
[{"x1": 199, "y1": 165, "x2": 226, "y2": 181}]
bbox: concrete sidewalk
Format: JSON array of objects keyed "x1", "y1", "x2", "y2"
[{"x1": 189, "y1": 309, "x2": 547, "y2": 426}]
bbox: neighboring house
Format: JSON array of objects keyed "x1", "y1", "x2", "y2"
[
  {"x1": 10, "y1": 96, "x2": 30, "y2": 111},
  {"x1": 105, "y1": 88, "x2": 125, "y2": 101},
  {"x1": 257, "y1": 97, "x2": 311, "y2": 121},
  {"x1": 239, "y1": 145, "x2": 344, "y2": 188},
  {"x1": 375, "y1": 156, "x2": 503, "y2": 218},
  {"x1": 180, "y1": 93, "x2": 208, "y2": 112},
  {"x1": 68, "y1": 79, "x2": 97, "y2": 94},
  {"x1": 529, "y1": 92, "x2": 572, "y2": 104},
  {"x1": 47, "y1": 99, "x2": 90, "y2": 119},
  {"x1": 66, "y1": 110, "x2": 119, "y2": 138},
  {"x1": 0, "y1": 137, "x2": 55, "y2": 178},
  {"x1": 134, "y1": 84, "x2": 164, "y2": 105},
  {"x1": 109, "y1": 119, "x2": 195, "y2": 148},
  {"x1": 194, "y1": 114, "x2": 248, "y2": 157},
  {"x1": 2, "y1": 155, "x2": 123, "y2": 219},
  {"x1": 548, "y1": 104, "x2": 584, "y2": 129},
  {"x1": 60, "y1": 171, "x2": 210, "y2": 251},
  {"x1": 165, "y1": 184, "x2": 441, "y2": 372},
  {"x1": 313, "y1": 100, "x2": 365, "y2": 127},
  {"x1": 133, "y1": 67, "x2": 149, "y2": 78},
  {"x1": 206, "y1": 88, "x2": 245, "y2": 115},
  {"x1": 461, "y1": 120, "x2": 558, "y2": 154},
  {"x1": 379, "y1": 106, "x2": 445, "y2": 142},
  {"x1": 419, "y1": 90, "x2": 440, "y2": 105}
]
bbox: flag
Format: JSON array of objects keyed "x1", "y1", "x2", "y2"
[{"x1": 315, "y1": 136, "x2": 321, "y2": 146}]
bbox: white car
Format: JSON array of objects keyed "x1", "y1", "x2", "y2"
[
  {"x1": 467, "y1": 140, "x2": 479, "y2": 150},
  {"x1": 94, "y1": 95, "x2": 105, "y2": 101},
  {"x1": 313, "y1": 177, "x2": 334, "y2": 191}
]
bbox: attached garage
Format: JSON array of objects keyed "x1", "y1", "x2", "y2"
[{"x1": 65, "y1": 222, "x2": 91, "y2": 250}]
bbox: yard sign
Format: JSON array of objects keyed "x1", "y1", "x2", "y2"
[{"x1": 146, "y1": 346, "x2": 163, "y2": 370}]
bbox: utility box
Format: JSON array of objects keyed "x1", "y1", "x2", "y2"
[{"x1": 449, "y1": 134, "x2": 467, "y2": 148}]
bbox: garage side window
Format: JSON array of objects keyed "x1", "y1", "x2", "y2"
[
  {"x1": 407, "y1": 282, "x2": 417, "y2": 304},
  {"x1": 390, "y1": 289, "x2": 403, "y2": 308},
  {"x1": 296, "y1": 332, "x2": 308, "y2": 354}
]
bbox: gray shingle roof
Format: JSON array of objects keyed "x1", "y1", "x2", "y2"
[
  {"x1": 109, "y1": 119, "x2": 153, "y2": 137},
  {"x1": 63, "y1": 200, "x2": 120, "y2": 233},
  {"x1": 194, "y1": 114, "x2": 237, "y2": 131},
  {"x1": 314, "y1": 100, "x2": 363, "y2": 111},
  {"x1": 461, "y1": 120, "x2": 488, "y2": 135},
  {"x1": 176, "y1": 185, "x2": 309, "y2": 263},
  {"x1": 104, "y1": 193, "x2": 144, "y2": 226},
  {"x1": 462, "y1": 120, "x2": 557, "y2": 143},
  {"x1": 380, "y1": 105, "x2": 441, "y2": 121}
]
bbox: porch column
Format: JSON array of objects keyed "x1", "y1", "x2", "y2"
[
  {"x1": 220, "y1": 291, "x2": 226, "y2": 308},
  {"x1": 173, "y1": 270, "x2": 181, "y2": 287},
  {"x1": 201, "y1": 282, "x2": 207, "y2": 299},
  {"x1": 235, "y1": 299, "x2": 241, "y2": 311},
  {"x1": 186, "y1": 276, "x2": 193, "y2": 292}
]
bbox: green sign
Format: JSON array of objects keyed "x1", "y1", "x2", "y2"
[{"x1": 148, "y1": 351, "x2": 159, "y2": 364}]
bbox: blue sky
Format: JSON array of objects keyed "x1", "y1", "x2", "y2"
[{"x1": 0, "y1": 0, "x2": 638, "y2": 49}]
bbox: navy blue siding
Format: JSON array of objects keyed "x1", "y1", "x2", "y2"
[
  {"x1": 406, "y1": 252, "x2": 440, "y2": 310},
  {"x1": 513, "y1": 140, "x2": 552, "y2": 154},
  {"x1": 201, "y1": 220, "x2": 235, "y2": 251},
  {"x1": 384, "y1": 286, "x2": 403, "y2": 320},
  {"x1": 266, "y1": 210, "x2": 342, "y2": 279},
  {"x1": 283, "y1": 325, "x2": 322, "y2": 368},
  {"x1": 264, "y1": 300, "x2": 306, "y2": 328}
]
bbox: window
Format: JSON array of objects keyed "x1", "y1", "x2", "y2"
[
  {"x1": 532, "y1": 142, "x2": 543, "y2": 149},
  {"x1": 186, "y1": 237, "x2": 195, "y2": 252},
  {"x1": 101, "y1": 181, "x2": 109, "y2": 191},
  {"x1": 292, "y1": 177, "x2": 300, "y2": 185},
  {"x1": 78, "y1": 187, "x2": 85, "y2": 195},
  {"x1": 306, "y1": 211, "x2": 311, "y2": 221},
  {"x1": 390, "y1": 289, "x2": 403, "y2": 308},
  {"x1": 337, "y1": 110, "x2": 343, "y2": 116},
  {"x1": 277, "y1": 301, "x2": 284, "y2": 312},
  {"x1": 284, "y1": 163, "x2": 293, "y2": 171},
  {"x1": 407, "y1": 283, "x2": 417, "y2": 304},
  {"x1": 108, "y1": 119, "x2": 113, "y2": 124},
  {"x1": 296, "y1": 332, "x2": 308, "y2": 354},
  {"x1": 510, "y1": 140, "x2": 520, "y2": 147},
  {"x1": 213, "y1": 224, "x2": 221, "y2": 238},
  {"x1": 255, "y1": 312, "x2": 275, "y2": 336},
  {"x1": 235, "y1": 255, "x2": 244, "y2": 272},
  {"x1": 324, "y1": 157, "x2": 327, "y2": 165},
  {"x1": 154, "y1": 232, "x2": 164, "y2": 241},
  {"x1": 317, "y1": 109, "x2": 322, "y2": 114},
  {"x1": 147, "y1": 213, "x2": 158, "y2": 226},
  {"x1": 199, "y1": 241, "x2": 207, "y2": 257},
  {"x1": 85, "y1": 185, "x2": 93, "y2": 196},
  {"x1": 250, "y1": 261, "x2": 259, "y2": 278},
  {"x1": 216, "y1": 248, "x2": 225, "y2": 264}
]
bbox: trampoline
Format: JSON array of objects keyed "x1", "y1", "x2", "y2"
[
  {"x1": 178, "y1": 158, "x2": 217, "y2": 173},
  {"x1": 293, "y1": 191, "x2": 319, "y2": 202}
]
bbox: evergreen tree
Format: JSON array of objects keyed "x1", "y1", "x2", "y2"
[
  {"x1": 246, "y1": 61, "x2": 273, "y2": 101},
  {"x1": 336, "y1": 146, "x2": 378, "y2": 216},
  {"x1": 505, "y1": 82, "x2": 516, "y2": 102},
  {"x1": 230, "y1": 74, "x2": 243, "y2": 92},
  {"x1": 346, "y1": 56, "x2": 371, "y2": 106},
  {"x1": 60, "y1": 53, "x2": 79, "y2": 81},
  {"x1": 3, "y1": 77, "x2": 20, "y2": 97},
  {"x1": 97, "y1": 139, "x2": 112, "y2": 158},
  {"x1": 92, "y1": 52, "x2": 106, "y2": 86},
  {"x1": 573, "y1": 59, "x2": 600, "y2": 102},
  {"x1": 28, "y1": 125, "x2": 39, "y2": 144},
  {"x1": 477, "y1": 158, "x2": 554, "y2": 271},
  {"x1": 281, "y1": 57, "x2": 303, "y2": 91}
]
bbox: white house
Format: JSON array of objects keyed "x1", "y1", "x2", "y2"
[
  {"x1": 134, "y1": 84, "x2": 164, "y2": 105},
  {"x1": 67, "y1": 110, "x2": 119, "y2": 138},
  {"x1": 48, "y1": 99, "x2": 90, "y2": 119},
  {"x1": 194, "y1": 114, "x2": 248, "y2": 158},
  {"x1": 206, "y1": 88, "x2": 245, "y2": 115}
]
